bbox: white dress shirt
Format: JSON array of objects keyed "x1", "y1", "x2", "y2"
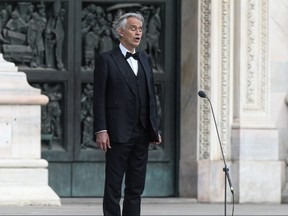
[{"x1": 119, "y1": 43, "x2": 138, "y2": 75}]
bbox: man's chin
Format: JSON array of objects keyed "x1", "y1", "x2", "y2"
[{"x1": 133, "y1": 42, "x2": 141, "y2": 47}]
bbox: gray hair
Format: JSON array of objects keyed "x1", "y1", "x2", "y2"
[{"x1": 113, "y1": 12, "x2": 144, "y2": 39}]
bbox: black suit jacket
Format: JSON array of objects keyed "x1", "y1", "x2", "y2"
[{"x1": 93, "y1": 47, "x2": 159, "y2": 143}]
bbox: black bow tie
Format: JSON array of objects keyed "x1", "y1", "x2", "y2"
[{"x1": 125, "y1": 52, "x2": 139, "y2": 60}]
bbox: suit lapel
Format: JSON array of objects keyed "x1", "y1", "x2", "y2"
[
  {"x1": 111, "y1": 48, "x2": 136, "y2": 95},
  {"x1": 138, "y1": 52, "x2": 152, "y2": 94}
]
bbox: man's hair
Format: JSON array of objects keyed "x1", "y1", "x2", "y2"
[{"x1": 113, "y1": 12, "x2": 144, "y2": 39}]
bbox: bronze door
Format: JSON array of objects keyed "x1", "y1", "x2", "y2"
[{"x1": 0, "y1": 0, "x2": 178, "y2": 197}]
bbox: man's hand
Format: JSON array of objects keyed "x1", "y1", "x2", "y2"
[
  {"x1": 150, "y1": 133, "x2": 162, "y2": 145},
  {"x1": 96, "y1": 131, "x2": 111, "y2": 152}
]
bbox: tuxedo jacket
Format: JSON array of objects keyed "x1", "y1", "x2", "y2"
[{"x1": 93, "y1": 47, "x2": 159, "y2": 143}]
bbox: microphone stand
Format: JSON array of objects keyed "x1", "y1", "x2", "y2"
[{"x1": 198, "y1": 91, "x2": 234, "y2": 216}]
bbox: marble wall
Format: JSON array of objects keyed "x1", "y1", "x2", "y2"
[
  {"x1": 269, "y1": 0, "x2": 288, "y2": 201},
  {"x1": 270, "y1": 0, "x2": 288, "y2": 165},
  {"x1": 179, "y1": 0, "x2": 288, "y2": 203}
]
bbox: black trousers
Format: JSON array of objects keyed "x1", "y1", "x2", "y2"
[{"x1": 103, "y1": 123, "x2": 149, "y2": 216}]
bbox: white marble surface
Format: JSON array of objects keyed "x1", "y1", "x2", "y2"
[
  {"x1": 233, "y1": 161, "x2": 284, "y2": 203},
  {"x1": 0, "y1": 187, "x2": 60, "y2": 206},
  {"x1": 0, "y1": 55, "x2": 60, "y2": 205},
  {"x1": 0, "y1": 168, "x2": 48, "y2": 186},
  {"x1": 0, "y1": 72, "x2": 39, "y2": 95},
  {"x1": 269, "y1": 2, "x2": 288, "y2": 203},
  {"x1": 0, "y1": 105, "x2": 41, "y2": 159},
  {"x1": 0, "y1": 54, "x2": 17, "y2": 72},
  {"x1": 269, "y1": 0, "x2": 288, "y2": 167},
  {"x1": 231, "y1": 128, "x2": 279, "y2": 160},
  {"x1": 270, "y1": 0, "x2": 288, "y2": 62},
  {"x1": 197, "y1": 160, "x2": 233, "y2": 203}
]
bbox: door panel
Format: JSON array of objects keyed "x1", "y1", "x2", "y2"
[{"x1": 0, "y1": 0, "x2": 177, "y2": 197}]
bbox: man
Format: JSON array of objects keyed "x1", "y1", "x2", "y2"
[{"x1": 93, "y1": 12, "x2": 161, "y2": 216}]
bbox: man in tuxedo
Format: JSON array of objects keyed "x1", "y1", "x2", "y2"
[{"x1": 93, "y1": 12, "x2": 161, "y2": 216}]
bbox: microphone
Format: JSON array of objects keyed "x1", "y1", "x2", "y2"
[
  {"x1": 198, "y1": 90, "x2": 234, "y2": 194},
  {"x1": 198, "y1": 90, "x2": 207, "y2": 98}
]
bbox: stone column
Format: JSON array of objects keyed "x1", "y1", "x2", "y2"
[
  {"x1": 0, "y1": 54, "x2": 60, "y2": 205},
  {"x1": 231, "y1": 0, "x2": 284, "y2": 203},
  {"x1": 179, "y1": 0, "x2": 199, "y2": 197},
  {"x1": 197, "y1": 0, "x2": 234, "y2": 202}
]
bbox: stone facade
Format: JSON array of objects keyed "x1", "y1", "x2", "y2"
[
  {"x1": 0, "y1": 0, "x2": 287, "y2": 204},
  {"x1": 180, "y1": 0, "x2": 287, "y2": 203}
]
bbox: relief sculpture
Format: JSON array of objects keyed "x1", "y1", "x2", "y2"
[
  {"x1": 0, "y1": 1, "x2": 65, "y2": 70},
  {"x1": 81, "y1": 83, "x2": 96, "y2": 149},
  {"x1": 33, "y1": 83, "x2": 63, "y2": 150},
  {"x1": 81, "y1": 3, "x2": 163, "y2": 72}
]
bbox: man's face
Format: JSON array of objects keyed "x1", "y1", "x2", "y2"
[{"x1": 119, "y1": 17, "x2": 142, "y2": 52}]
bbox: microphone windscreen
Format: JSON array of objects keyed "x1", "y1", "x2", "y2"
[{"x1": 198, "y1": 90, "x2": 207, "y2": 98}]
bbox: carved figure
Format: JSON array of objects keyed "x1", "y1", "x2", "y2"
[
  {"x1": 84, "y1": 25, "x2": 99, "y2": 69},
  {"x1": 0, "y1": 9, "x2": 9, "y2": 44},
  {"x1": 18, "y1": 2, "x2": 34, "y2": 23},
  {"x1": 99, "y1": 28, "x2": 113, "y2": 53},
  {"x1": 81, "y1": 83, "x2": 94, "y2": 119},
  {"x1": 45, "y1": 1, "x2": 65, "y2": 70},
  {"x1": 33, "y1": 83, "x2": 63, "y2": 149},
  {"x1": 106, "y1": 12, "x2": 118, "y2": 45},
  {"x1": 146, "y1": 7, "x2": 161, "y2": 70},
  {"x1": 36, "y1": 2, "x2": 46, "y2": 67},
  {"x1": 5, "y1": 10, "x2": 26, "y2": 33},
  {"x1": 41, "y1": 105, "x2": 53, "y2": 149},
  {"x1": 42, "y1": 84, "x2": 63, "y2": 142},
  {"x1": 27, "y1": 12, "x2": 44, "y2": 67},
  {"x1": 81, "y1": 116, "x2": 95, "y2": 148},
  {"x1": 81, "y1": 83, "x2": 95, "y2": 148},
  {"x1": 44, "y1": 31, "x2": 56, "y2": 68}
]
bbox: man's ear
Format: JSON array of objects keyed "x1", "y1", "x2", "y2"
[{"x1": 118, "y1": 29, "x2": 124, "y2": 37}]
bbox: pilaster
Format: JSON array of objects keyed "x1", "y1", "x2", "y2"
[
  {"x1": 197, "y1": 0, "x2": 234, "y2": 202},
  {"x1": 231, "y1": 0, "x2": 284, "y2": 203}
]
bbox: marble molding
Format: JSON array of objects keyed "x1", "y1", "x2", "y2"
[{"x1": 0, "y1": 54, "x2": 60, "y2": 205}]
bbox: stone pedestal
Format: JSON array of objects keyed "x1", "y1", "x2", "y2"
[
  {"x1": 197, "y1": 160, "x2": 233, "y2": 203},
  {"x1": 0, "y1": 54, "x2": 60, "y2": 205},
  {"x1": 231, "y1": 126, "x2": 284, "y2": 203}
]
